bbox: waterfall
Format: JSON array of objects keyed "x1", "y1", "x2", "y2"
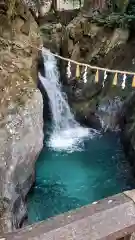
[{"x1": 39, "y1": 48, "x2": 98, "y2": 151}]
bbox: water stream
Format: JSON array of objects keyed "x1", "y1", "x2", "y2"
[
  {"x1": 27, "y1": 49, "x2": 135, "y2": 224},
  {"x1": 38, "y1": 48, "x2": 97, "y2": 152}
]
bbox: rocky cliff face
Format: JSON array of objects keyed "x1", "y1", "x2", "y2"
[
  {"x1": 0, "y1": 1, "x2": 43, "y2": 233},
  {"x1": 42, "y1": 10, "x2": 134, "y2": 131},
  {"x1": 61, "y1": 15, "x2": 130, "y2": 130},
  {"x1": 119, "y1": 92, "x2": 135, "y2": 174}
]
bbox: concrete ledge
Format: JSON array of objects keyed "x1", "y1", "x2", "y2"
[{"x1": 2, "y1": 192, "x2": 135, "y2": 240}]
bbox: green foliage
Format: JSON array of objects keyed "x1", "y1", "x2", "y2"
[
  {"x1": 127, "y1": 0, "x2": 135, "y2": 14},
  {"x1": 83, "y1": 0, "x2": 135, "y2": 29},
  {"x1": 90, "y1": 12, "x2": 135, "y2": 29}
]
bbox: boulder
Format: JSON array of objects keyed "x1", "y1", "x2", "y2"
[{"x1": 0, "y1": 1, "x2": 43, "y2": 233}]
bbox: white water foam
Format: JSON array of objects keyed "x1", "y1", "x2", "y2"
[{"x1": 39, "y1": 48, "x2": 99, "y2": 151}]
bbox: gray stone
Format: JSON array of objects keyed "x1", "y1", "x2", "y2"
[
  {"x1": 0, "y1": 91, "x2": 43, "y2": 233},
  {"x1": 0, "y1": 1, "x2": 43, "y2": 232}
]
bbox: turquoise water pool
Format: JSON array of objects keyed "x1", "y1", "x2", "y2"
[{"x1": 27, "y1": 132, "x2": 135, "y2": 224}]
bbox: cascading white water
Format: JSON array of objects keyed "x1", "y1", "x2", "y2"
[{"x1": 39, "y1": 48, "x2": 98, "y2": 151}]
